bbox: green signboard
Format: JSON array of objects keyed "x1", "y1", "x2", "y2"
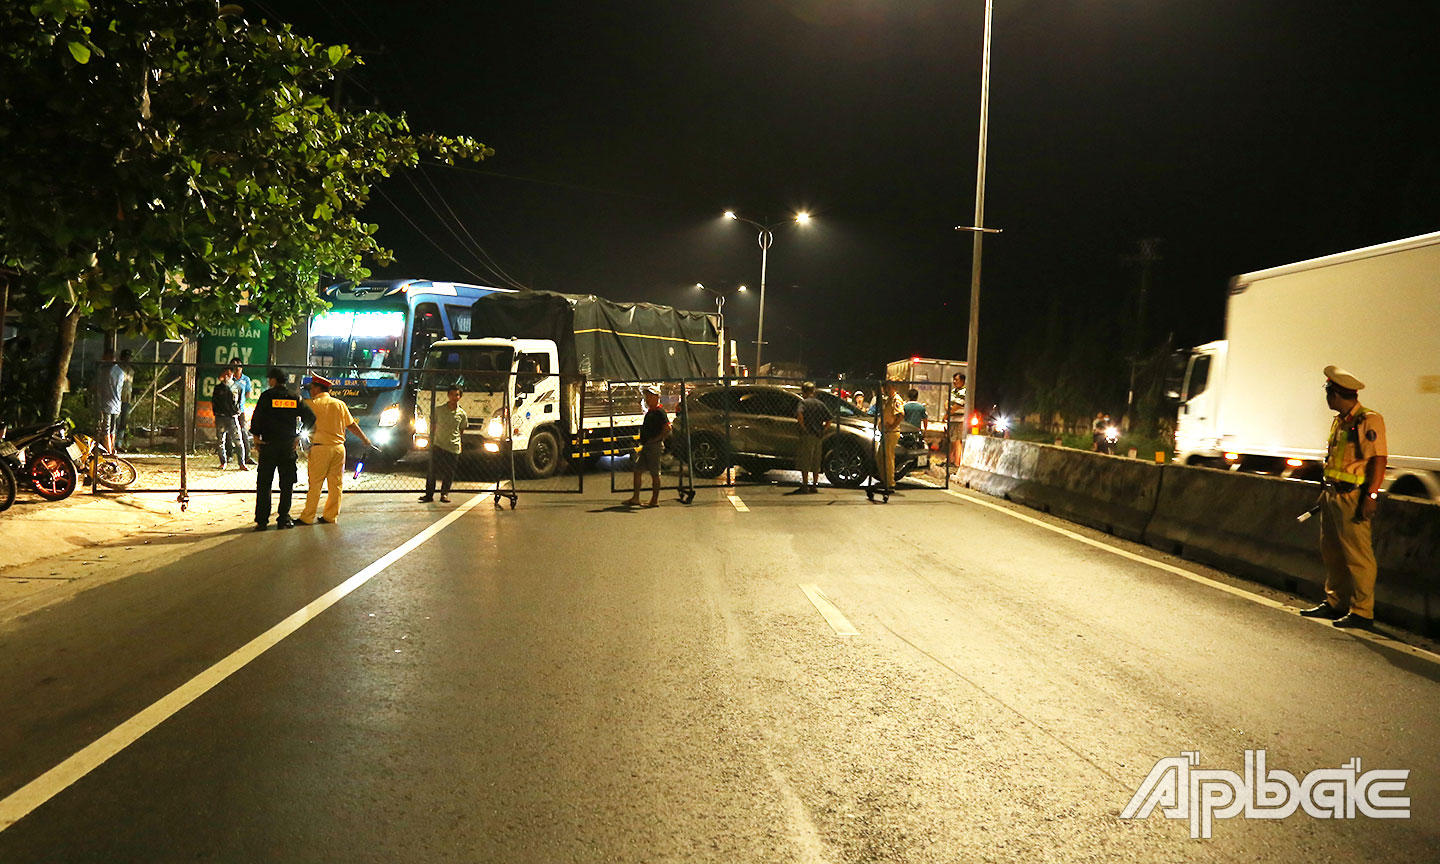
[{"x1": 196, "y1": 322, "x2": 270, "y2": 431}]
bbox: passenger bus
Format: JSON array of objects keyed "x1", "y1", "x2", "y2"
[{"x1": 305, "y1": 279, "x2": 511, "y2": 459}]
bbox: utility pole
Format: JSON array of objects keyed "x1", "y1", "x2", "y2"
[{"x1": 1121, "y1": 238, "x2": 1163, "y2": 426}]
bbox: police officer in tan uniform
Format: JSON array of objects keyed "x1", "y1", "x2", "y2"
[
  {"x1": 878, "y1": 381, "x2": 905, "y2": 494},
  {"x1": 1299, "y1": 365, "x2": 1387, "y2": 629},
  {"x1": 299, "y1": 373, "x2": 375, "y2": 525}
]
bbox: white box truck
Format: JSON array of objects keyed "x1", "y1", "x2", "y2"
[
  {"x1": 1173, "y1": 231, "x2": 1440, "y2": 498},
  {"x1": 885, "y1": 357, "x2": 968, "y2": 445}
]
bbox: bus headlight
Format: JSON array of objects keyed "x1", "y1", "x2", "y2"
[
  {"x1": 486, "y1": 416, "x2": 504, "y2": 438},
  {"x1": 379, "y1": 404, "x2": 402, "y2": 427},
  {"x1": 414, "y1": 415, "x2": 430, "y2": 435}
]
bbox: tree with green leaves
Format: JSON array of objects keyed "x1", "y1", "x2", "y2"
[{"x1": 0, "y1": 0, "x2": 492, "y2": 419}]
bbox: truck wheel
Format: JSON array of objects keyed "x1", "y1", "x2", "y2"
[
  {"x1": 688, "y1": 433, "x2": 728, "y2": 479},
  {"x1": 523, "y1": 428, "x2": 561, "y2": 479},
  {"x1": 824, "y1": 442, "x2": 869, "y2": 488}
]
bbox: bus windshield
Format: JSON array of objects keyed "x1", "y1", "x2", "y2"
[
  {"x1": 421, "y1": 345, "x2": 513, "y2": 392},
  {"x1": 309, "y1": 308, "x2": 406, "y2": 379}
]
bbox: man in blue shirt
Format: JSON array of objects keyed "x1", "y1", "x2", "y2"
[
  {"x1": 228, "y1": 358, "x2": 256, "y2": 466},
  {"x1": 902, "y1": 388, "x2": 928, "y2": 428},
  {"x1": 97, "y1": 350, "x2": 126, "y2": 452}
]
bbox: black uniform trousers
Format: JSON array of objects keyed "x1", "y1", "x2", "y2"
[{"x1": 255, "y1": 440, "x2": 299, "y2": 525}]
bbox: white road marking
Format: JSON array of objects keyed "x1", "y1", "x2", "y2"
[
  {"x1": 942, "y1": 488, "x2": 1440, "y2": 666},
  {"x1": 727, "y1": 493, "x2": 749, "y2": 512},
  {"x1": 0, "y1": 493, "x2": 487, "y2": 833},
  {"x1": 800, "y1": 584, "x2": 860, "y2": 637}
]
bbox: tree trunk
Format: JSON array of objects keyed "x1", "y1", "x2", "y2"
[{"x1": 46, "y1": 306, "x2": 82, "y2": 422}]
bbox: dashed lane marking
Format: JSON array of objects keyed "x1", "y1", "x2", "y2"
[
  {"x1": 0, "y1": 493, "x2": 488, "y2": 833},
  {"x1": 727, "y1": 493, "x2": 750, "y2": 512},
  {"x1": 941, "y1": 487, "x2": 1440, "y2": 667},
  {"x1": 800, "y1": 583, "x2": 860, "y2": 637}
]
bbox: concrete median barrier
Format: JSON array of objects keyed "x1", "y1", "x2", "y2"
[
  {"x1": 956, "y1": 436, "x2": 1161, "y2": 541},
  {"x1": 955, "y1": 437, "x2": 1440, "y2": 634}
]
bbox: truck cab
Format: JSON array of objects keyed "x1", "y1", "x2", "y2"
[
  {"x1": 1173, "y1": 340, "x2": 1227, "y2": 467},
  {"x1": 413, "y1": 338, "x2": 572, "y2": 478}
]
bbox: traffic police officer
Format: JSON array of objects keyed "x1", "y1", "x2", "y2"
[
  {"x1": 250, "y1": 368, "x2": 314, "y2": 530},
  {"x1": 1300, "y1": 365, "x2": 1387, "y2": 629},
  {"x1": 299, "y1": 372, "x2": 376, "y2": 525}
]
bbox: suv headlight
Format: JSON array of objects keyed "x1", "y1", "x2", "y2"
[
  {"x1": 414, "y1": 415, "x2": 430, "y2": 435},
  {"x1": 486, "y1": 416, "x2": 505, "y2": 438},
  {"x1": 379, "y1": 404, "x2": 402, "y2": 427}
]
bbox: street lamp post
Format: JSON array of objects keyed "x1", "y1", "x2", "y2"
[
  {"x1": 956, "y1": 0, "x2": 995, "y2": 450},
  {"x1": 725, "y1": 211, "x2": 809, "y2": 378}
]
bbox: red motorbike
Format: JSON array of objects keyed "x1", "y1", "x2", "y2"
[{"x1": 0, "y1": 420, "x2": 81, "y2": 501}]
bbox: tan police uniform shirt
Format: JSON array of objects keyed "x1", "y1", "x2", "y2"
[
  {"x1": 306, "y1": 392, "x2": 355, "y2": 446},
  {"x1": 1327, "y1": 405, "x2": 1387, "y2": 481},
  {"x1": 881, "y1": 392, "x2": 905, "y2": 433}
]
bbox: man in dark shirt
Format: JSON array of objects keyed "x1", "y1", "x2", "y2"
[
  {"x1": 249, "y1": 368, "x2": 315, "y2": 530},
  {"x1": 795, "y1": 382, "x2": 831, "y2": 493},
  {"x1": 212, "y1": 367, "x2": 245, "y2": 470},
  {"x1": 624, "y1": 385, "x2": 670, "y2": 507}
]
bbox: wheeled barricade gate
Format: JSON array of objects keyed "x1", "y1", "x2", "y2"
[
  {"x1": 608, "y1": 376, "x2": 953, "y2": 503},
  {"x1": 63, "y1": 362, "x2": 586, "y2": 506}
]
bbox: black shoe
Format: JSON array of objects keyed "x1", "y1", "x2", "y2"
[
  {"x1": 418, "y1": 495, "x2": 434, "y2": 503},
  {"x1": 1333, "y1": 614, "x2": 1375, "y2": 630},
  {"x1": 440, "y1": 494, "x2": 451, "y2": 503},
  {"x1": 1299, "y1": 603, "x2": 1344, "y2": 619},
  {"x1": 316, "y1": 517, "x2": 332, "y2": 524},
  {"x1": 277, "y1": 518, "x2": 294, "y2": 529},
  {"x1": 254, "y1": 522, "x2": 268, "y2": 532}
]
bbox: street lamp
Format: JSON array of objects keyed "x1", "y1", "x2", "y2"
[
  {"x1": 724, "y1": 210, "x2": 810, "y2": 378},
  {"x1": 696, "y1": 282, "x2": 746, "y2": 375}
]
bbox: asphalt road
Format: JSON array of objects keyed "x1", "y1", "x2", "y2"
[{"x1": 0, "y1": 478, "x2": 1436, "y2": 863}]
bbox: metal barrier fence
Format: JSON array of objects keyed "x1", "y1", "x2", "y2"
[
  {"x1": 62, "y1": 361, "x2": 593, "y2": 502},
  {"x1": 48, "y1": 365, "x2": 953, "y2": 504},
  {"x1": 608, "y1": 376, "x2": 954, "y2": 502}
]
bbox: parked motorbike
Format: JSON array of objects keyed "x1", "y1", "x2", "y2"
[
  {"x1": 0, "y1": 420, "x2": 80, "y2": 501},
  {"x1": 71, "y1": 432, "x2": 139, "y2": 490}
]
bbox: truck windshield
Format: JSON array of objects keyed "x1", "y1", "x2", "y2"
[
  {"x1": 421, "y1": 346, "x2": 512, "y2": 392},
  {"x1": 309, "y1": 308, "x2": 406, "y2": 379}
]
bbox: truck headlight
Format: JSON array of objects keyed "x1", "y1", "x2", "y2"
[
  {"x1": 379, "y1": 404, "x2": 402, "y2": 427},
  {"x1": 486, "y1": 416, "x2": 504, "y2": 438},
  {"x1": 414, "y1": 416, "x2": 430, "y2": 435}
]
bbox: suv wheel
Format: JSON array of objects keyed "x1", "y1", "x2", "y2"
[{"x1": 823, "y1": 441, "x2": 869, "y2": 488}]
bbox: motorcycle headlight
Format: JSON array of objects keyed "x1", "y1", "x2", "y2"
[
  {"x1": 414, "y1": 415, "x2": 430, "y2": 435},
  {"x1": 486, "y1": 416, "x2": 505, "y2": 438},
  {"x1": 379, "y1": 404, "x2": 402, "y2": 427}
]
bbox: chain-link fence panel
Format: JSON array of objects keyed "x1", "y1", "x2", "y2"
[
  {"x1": 65, "y1": 361, "x2": 592, "y2": 501},
  {"x1": 603, "y1": 376, "x2": 950, "y2": 502}
]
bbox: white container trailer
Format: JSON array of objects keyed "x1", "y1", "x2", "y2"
[{"x1": 1174, "y1": 231, "x2": 1440, "y2": 498}]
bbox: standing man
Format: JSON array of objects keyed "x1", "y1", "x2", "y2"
[
  {"x1": 299, "y1": 373, "x2": 376, "y2": 525},
  {"x1": 250, "y1": 368, "x2": 314, "y2": 531},
  {"x1": 902, "y1": 388, "x2": 928, "y2": 428},
  {"x1": 877, "y1": 381, "x2": 905, "y2": 494},
  {"x1": 229, "y1": 358, "x2": 256, "y2": 466},
  {"x1": 1300, "y1": 366, "x2": 1387, "y2": 630},
  {"x1": 623, "y1": 385, "x2": 670, "y2": 508},
  {"x1": 116, "y1": 349, "x2": 135, "y2": 452},
  {"x1": 96, "y1": 350, "x2": 126, "y2": 453},
  {"x1": 419, "y1": 386, "x2": 466, "y2": 504},
  {"x1": 795, "y1": 381, "x2": 831, "y2": 493},
  {"x1": 946, "y1": 372, "x2": 967, "y2": 467},
  {"x1": 212, "y1": 367, "x2": 246, "y2": 470}
]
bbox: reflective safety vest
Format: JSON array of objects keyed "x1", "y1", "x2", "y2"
[{"x1": 1324, "y1": 407, "x2": 1372, "y2": 485}]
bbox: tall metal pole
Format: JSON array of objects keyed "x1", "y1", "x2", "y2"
[
  {"x1": 961, "y1": 0, "x2": 993, "y2": 450},
  {"x1": 754, "y1": 230, "x2": 771, "y2": 377}
]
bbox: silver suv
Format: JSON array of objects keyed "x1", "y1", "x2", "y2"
[{"x1": 673, "y1": 384, "x2": 928, "y2": 487}]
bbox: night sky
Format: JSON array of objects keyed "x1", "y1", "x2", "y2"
[{"x1": 257, "y1": 0, "x2": 1438, "y2": 398}]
